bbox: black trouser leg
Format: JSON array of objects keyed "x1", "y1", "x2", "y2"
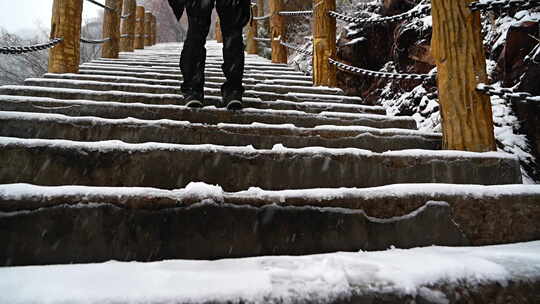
[
  {"x1": 216, "y1": 0, "x2": 247, "y2": 101},
  {"x1": 180, "y1": 1, "x2": 214, "y2": 99}
]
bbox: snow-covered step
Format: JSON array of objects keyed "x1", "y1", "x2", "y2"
[
  {"x1": 90, "y1": 59, "x2": 298, "y2": 71},
  {"x1": 0, "y1": 96, "x2": 414, "y2": 129},
  {"x1": 2, "y1": 242, "x2": 539, "y2": 303},
  {"x1": 78, "y1": 68, "x2": 315, "y2": 86},
  {"x1": 79, "y1": 65, "x2": 314, "y2": 81},
  {"x1": 0, "y1": 111, "x2": 441, "y2": 152},
  {"x1": 81, "y1": 63, "x2": 305, "y2": 76},
  {"x1": 80, "y1": 62, "x2": 307, "y2": 76},
  {"x1": 0, "y1": 87, "x2": 405, "y2": 128},
  {"x1": 113, "y1": 55, "x2": 288, "y2": 66},
  {"x1": 23, "y1": 78, "x2": 364, "y2": 106},
  {"x1": 0, "y1": 137, "x2": 521, "y2": 191},
  {"x1": 41, "y1": 73, "x2": 347, "y2": 97},
  {"x1": 0, "y1": 183, "x2": 539, "y2": 266}
]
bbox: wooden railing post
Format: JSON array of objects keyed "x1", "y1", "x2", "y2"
[
  {"x1": 151, "y1": 14, "x2": 157, "y2": 45},
  {"x1": 246, "y1": 4, "x2": 258, "y2": 54},
  {"x1": 48, "y1": 0, "x2": 83, "y2": 73},
  {"x1": 144, "y1": 12, "x2": 152, "y2": 46},
  {"x1": 270, "y1": 0, "x2": 287, "y2": 63},
  {"x1": 431, "y1": 0, "x2": 496, "y2": 152},
  {"x1": 134, "y1": 6, "x2": 145, "y2": 49},
  {"x1": 102, "y1": 0, "x2": 123, "y2": 58},
  {"x1": 215, "y1": 18, "x2": 223, "y2": 43},
  {"x1": 120, "y1": 0, "x2": 136, "y2": 52},
  {"x1": 313, "y1": 0, "x2": 337, "y2": 87}
]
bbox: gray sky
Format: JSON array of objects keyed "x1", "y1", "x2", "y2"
[{"x1": 0, "y1": 0, "x2": 101, "y2": 33}]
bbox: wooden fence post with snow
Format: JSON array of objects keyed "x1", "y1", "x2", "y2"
[
  {"x1": 144, "y1": 11, "x2": 152, "y2": 46},
  {"x1": 270, "y1": 0, "x2": 287, "y2": 63},
  {"x1": 102, "y1": 0, "x2": 123, "y2": 58},
  {"x1": 48, "y1": 0, "x2": 83, "y2": 73},
  {"x1": 120, "y1": 0, "x2": 136, "y2": 52},
  {"x1": 246, "y1": 4, "x2": 258, "y2": 54},
  {"x1": 313, "y1": 0, "x2": 337, "y2": 87},
  {"x1": 431, "y1": 0, "x2": 496, "y2": 152},
  {"x1": 215, "y1": 18, "x2": 223, "y2": 43},
  {"x1": 134, "y1": 6, "x2": 145, "y2": 49}
]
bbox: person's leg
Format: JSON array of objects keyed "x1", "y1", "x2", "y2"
[
  {"x1": 179, "y1": 0, "x2": 214, "y2": 106},
  {"x1": 216, "y1": 0, "x2": 250, "y2": 109}
]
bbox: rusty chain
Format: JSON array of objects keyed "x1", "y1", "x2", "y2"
[
  {"x1": 469, "y1": 0, "x2": 540, "y2": 11},
  {"x1": 329, "y1": 58, "x2": 436, "y2": 81},
  {"x1": 0, "y1": 38, "x2": 63, "y2": 55},
  {"x1": 329, "y1": 4, "x2": 431, "y2": 25},
  {"x1": 477, "y1": 83, "x2": 539, "y2": 102}
]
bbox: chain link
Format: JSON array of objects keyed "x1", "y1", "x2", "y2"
[
  {"x1": 80, "y1": 37, "x2": 111, "y2": 44},
  {"x1": 329, "y1": 58, "x2": 436, "y2": 81},
  {"x1": 329, "y1": 4, "x2": 431, "y2": 25},
  {"x1": 253, "y1": 13, "x2": 272, "y2": 21},
  {"x1": 477, "y1": 83, "x2": 539, "y2": 102},
  {"x1": 278, "y1": 10, "x2": 314, "y2": 17},
  {"x1": 0, "y1": 38, "x2": 63, "y2": 55},
  {"x1": 85, "y1": 0, "x2": 117, "y2": 12},
  {"x1": 253, "y1": 37, "x2": 272, "y2": 42},
  {"x1": 469, "y1": 0, "x2": 540, "y2": 11},
  {"x1": 280, "y1": 41, "x2": 313, "y2": 56}
]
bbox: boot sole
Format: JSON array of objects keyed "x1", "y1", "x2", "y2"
[
  {"x1": 226, "y1": 100, "x2": 242, "y2": 111},
  {"x1": 186, "y1": 100, "x2": 203, "y2": 108}
]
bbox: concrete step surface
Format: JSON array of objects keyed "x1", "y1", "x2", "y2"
[
  {"x1": 23, "y1": 78, "x2": 366, "y2": 106},
  {"x1": 0, "y1": 136, "x2": 522, "y2": 191},
  {"x1": 89, "y1": 59, "x2": 300, "y2": 71},
  {"x1": 0, "y1": 111, "x2": 441, "y2": 152},
  {"x1": 41, "y1": 73, "x2": 347, "y2": 97},
  {"x1": 0, "y1": 182, "x2": 538, "y2": 266},
  {"x1": 0, "y1": 93, "x2": 414, "y2": 129},
  {"x1": 79, "y1": 64, "x2": 314, "y2": 82},
  {"x1": 78, "y1": 69, "x2": 315, "y2": 86}
]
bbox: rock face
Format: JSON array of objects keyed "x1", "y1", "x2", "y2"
[{"x1": 334, "y1": 2, "x2": 540, "y2": 182}]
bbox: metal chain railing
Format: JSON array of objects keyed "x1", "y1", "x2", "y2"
[
  {"x1": 469, "y1": 0, "x2": 540, "y2": 11},
  {"x1": 278, "y1": 10, "x2": 314, "y2": 17},
  {"x1": 253, "y1": 37, "x2": 272, "y2": 42},
  {"x1": 253, "y1": 13, "x2": 272, "y2": 21},
  {"x1": 329, "y1": 4, "x2": 431, "y2": 25},
  {"x1": 80, "y1": 37, "x2": 111, "y2": 44},
  {"x1": 85, "y1": 0, "x2": 117, "y2": 12},
  {"x1": 0, "y1": 38, "x2": 63, "y2": 55},
  {"x1": 477, "y1": 84, "x2": 539, "y2": 102},
  {"x1": 280, "y1": 41, "x2": 313, "y2": 56},
  {"x1": 329, "y1": 58, "x2": 436, "y2": 81}
]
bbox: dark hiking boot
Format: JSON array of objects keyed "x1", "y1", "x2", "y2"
[
  {"x1": 223, "y1": 90, "x2": 243, "y2": 111},
  {"x1": 182, "y1": 94, "x2": 204, "y2": 108}
]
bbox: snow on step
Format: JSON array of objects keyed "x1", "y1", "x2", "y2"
[
  {"x1": 0, "y1": 111, "x2": 441, "y2": 152},
  {"x1": 80, "y1": 63, "x2": 305, "y2": 77},
  {"x1": 90, "y1": 59, "x2": 298, "y2": 71},
  {"x1": 1, "y1": 182, "x2": 538, "y2": 246},
  {"x1": 23, "y1": 78, "x2": 364, "y2": 107},
  {"x1": 0, "y1": 137, "x2": 521, "y2": 191},
  {"x1": 41, "y1": 73, "x2": 346, "y2": 97},
  {"x1": 1, "y1": 240, "x2": 539, "y2": 303},
  {"x1": 0, "y1": 185, "x2": 472, "y2": 265},
  {"x1": 78, "y1": 65, "x2": 314, "y2": 81},
  {"x1": 77, "y1": 69, "x2": 315, "y2": 86},
  {"x1": 0, "y1": 94, "x2": 413, "y2": 129}
]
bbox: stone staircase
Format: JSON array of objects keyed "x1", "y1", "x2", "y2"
[{"x1": 0, "y1": 42, "x2": 538, "y2": 273}]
